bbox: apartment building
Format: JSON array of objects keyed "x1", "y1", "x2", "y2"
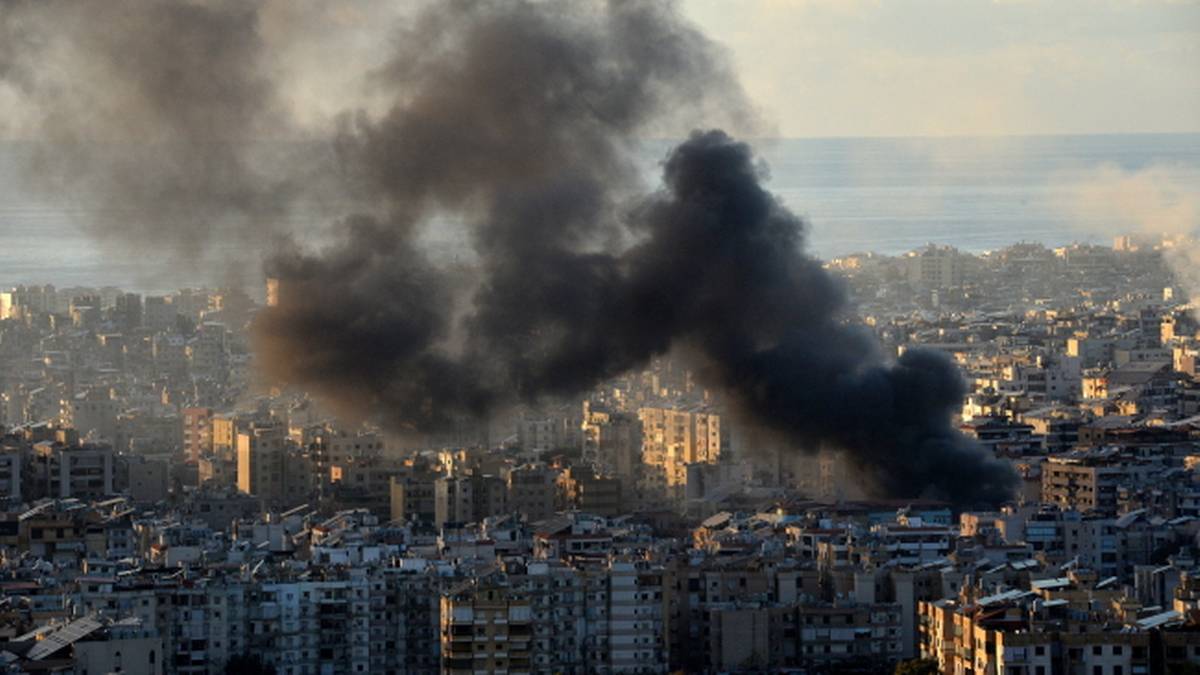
[
  {"x1": 1042, "y1": 451, "x2": 1163, "y2": 514},
  {"x1": 441, "y1": 582, "x2": 534, "y2": 674}
]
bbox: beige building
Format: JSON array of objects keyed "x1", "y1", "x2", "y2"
[
  {"x1": 441, "y1": 584, "x2": 533, "y2": 674},
  {"x1": 905, "y1": 244, "x2": 969, "y2": 289},
  {"x1": 581, "y1": 405, "x2": 642, "y2": 484},
  {"x1": 1041, "y1": 452, "x2": 1160, "y2": 514},
  {"x1": 389, "y1": 463, "x2": 438, "y2": 524},
  {"x1": 197, "y1": 454, "x2": 235, "y2": 488},
  {"x1": 917, "y1": 595, "x2": 1200, "y2": 675},
  {"x1": 638, "y1": 406, "x2": 723, "y2": 497},
  {"x1": 236, "y1": 424, "x2": 289, "y2": 504},
  {"x1": 558, "y1": 468, "x2": 623, "y2": 516},
  {"x1": 63, "y1": 388, "x2": 120, "y2": 444},
  {"x1": 180, "y1": 407, "x2": 213, "y2": 464},
  {"x1": 211, "y1": 414, "x2": 238, "y2": 457},
  {"x1": 312, "y1": 427, "x2": 384, "y2": 489}
]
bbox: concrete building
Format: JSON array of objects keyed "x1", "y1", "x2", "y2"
[
  {"x1": 434, "y1": 474, "x2": 506, "y2": 528},
  {"x1": 506, "y1": 464, "x2": 559, "y2": 522},
  {"x1": 517, "y1": 415, "x2": 565, "y2": 453},
  {"x1": 920, "y1": 592, "x2": 1200, "y2": 675},
  {"x1": 389, "y1": 469, "x2": 438, "y2": 525},
  {"x1": 236, "y1": 425, "x2": 290, "y2": 505},
  {"x1": 181, "y1": 407, "x2": 213, "y2": 464},
  {"x1": 1042, "y1": 451, "x2": 1163, "y2": 514},
  {"x1": 0, "y1": 448, "x2": 21, "y2": 501},
  {"x1": 64, "y1": 389, "x2": 120, "y2": 444},
  {"x1": 905, "y1": 244, "x2": 969, "y2": 289},
  {"x1": 33, "y1": 441, "x2": 115, "y2": 499},
  {"x1": 581, "y1": 406, "x2": 642, "y2": 487},
  {"x1": 441, "y1": 582, "x2": 533, "y2": 674},
  {"x1": 559, "y1": 468, "x2": 623, "y2": 516},
  {"x1": 73, "y1": 618, "x2": 165, "y2": 675},
  {"x1": 126, "y1": 455, "x2": 169, "y2": 504},
  {"x1": 311, "y1": 427, "x2": 384, "y2": 490},
  {"x1": 638, "y1": 406, "x2": 722, "y2": 497}
]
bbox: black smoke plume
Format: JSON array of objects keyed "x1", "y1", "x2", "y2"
[
  {"x1": 1, "y1": 0, "x2": 1017, "y2": 504},
  {"x1": 256, "y1": 1, "x2": 1016, "y2": 505}
]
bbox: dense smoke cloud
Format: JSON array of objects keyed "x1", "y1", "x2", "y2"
[
  {"x1": 0, "y1": 0, "x2": 1016, "y2": 504},
  {"x1": 256, "y1": 1, "x2": 1015, "y2": 504},
  {"x1": 629, "y1": 134, "x2": 1017, "y2": 503}
]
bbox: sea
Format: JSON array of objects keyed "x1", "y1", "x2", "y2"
[{"x1": 1, "y1": 133, "x2": 1198, "y2": 292}]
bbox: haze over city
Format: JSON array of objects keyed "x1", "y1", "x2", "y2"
[{"x1": 0, "y1": 1, "x2": 1198, "y2": 674}]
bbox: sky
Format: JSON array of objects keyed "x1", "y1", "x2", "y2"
[
  {"x1": 683, "y1": 0, "x2": 1200, "y2": 138},
  {"x1": 1, "y1": 0, "x2": 1196, "y2": 141}
]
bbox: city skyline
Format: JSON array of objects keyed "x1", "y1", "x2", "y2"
[{"x1": 0, "y1": 1, "x2": 1199, "y2": 674}]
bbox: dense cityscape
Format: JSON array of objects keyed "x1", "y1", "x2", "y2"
[
  {"x1": 0, "y1": 236, "x2": 1196, "y2": 673},
  {"x1": 2, "y1": 0, "x2": 1198, "y2": 673}
]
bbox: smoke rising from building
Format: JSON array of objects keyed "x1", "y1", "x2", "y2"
[
  {"x1": 0, "y1": 0, "x2": 1017, "y2": 504},
  {"x1": 1055, "y1": 163, "x2": 1200, "y2": 312}
]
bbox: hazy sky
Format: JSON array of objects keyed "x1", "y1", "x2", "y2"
[
  {"x1": 1, "y1": 0, "x2": 1197, "y2": 141},
  {"x1": 683, "y1": 0, "x2": 1200, "y2": 138}
]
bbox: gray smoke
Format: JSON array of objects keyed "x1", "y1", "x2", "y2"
[
  {"x1": 1, "y1": 0, "x2": 1016, "y2": 504},
  {"x1": 0, "y1": 0, "x2": 314, "y2": 277}
]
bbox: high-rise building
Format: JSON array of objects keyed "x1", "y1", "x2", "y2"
[
  {"x1": 113, "y1": 292, "x2": 143, "y2": 331},
  {"x1": 441, "y1": 582, "x2": 534, "y2": 674},
  {"x1": 181, "y1": 407, "x2": 213, "y2": 464},
  {"x1": 389, "y1": 470, "x2": 438, "y2": 524},
  {"x1": 581, "y1": 405, "x2": 642, "y2": 483},
  {"x1": 638, "y1": 406, "x2": 723, "y2": 497},
  {"x1": 0, "y1": 448, "x2": 21, "y2": 501},
  {"x1": 905, "y1": 244, "x2": 969, "y2": 289},
  {"x1": 143, "y1": 296, "x2": 176, "y2": 332},
  {"x1": 236, "y1": 425, "x2": 289, "y2": 504}
]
